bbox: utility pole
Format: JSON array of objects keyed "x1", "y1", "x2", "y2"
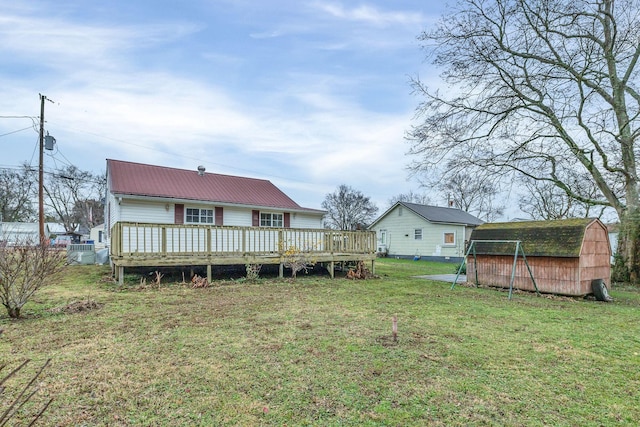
[
  {"x1": 38, "y1": 94, "x2": 45, "y2": 244},
  {"x1": 37, "y1": 94, "x2": 57, "y2": 244}
]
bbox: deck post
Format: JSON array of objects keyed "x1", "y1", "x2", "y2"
[
  {"x1": 207, "y1": 265, "x2": 212, "y2": 283},
  {"x1": 279, "y1": 263, "x2": 284, "y2": 278},
  {"x1": 118, "y1": 266, "x2": 124, "y2": 286},
  {"x1": 329, "y1": 261, "x2": 335, "y2": 279},
  {"x1": 161, "y1": 226, "x2": 167, "y2": 255}
]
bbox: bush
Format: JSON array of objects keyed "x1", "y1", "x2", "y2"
[
  {"x1": 0, "y1": 241, "x2": 65, "y2": 318},
  {"x1": 245, "y1": 263, "x2": 262, "y2": 281},
  {"x1": 282, "y1": 245, "x2": 316, "y2": 278}
]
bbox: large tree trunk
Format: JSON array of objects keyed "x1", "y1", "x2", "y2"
[{"x1": 613, "y1": 208, "x2": 640, "y2": 283}]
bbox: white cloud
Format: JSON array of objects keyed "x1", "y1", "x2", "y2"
[
  {"x1": 0, "y1": 13, "x2": 202, "y2": 73},
  {"x1": 312, "y1": 2, "x2": 424, "y2": 27},
  {"x1": 249, "y1": 30, "x2": 284, "y2": 39}
]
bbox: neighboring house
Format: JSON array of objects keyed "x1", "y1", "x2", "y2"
[
  {"x1": 0, "y1": 222, "x2": 49, "y2": 244},
  {"x1": 104, "y1": 159, "x2": 325, "y2": 242},
  {"x1": 46, "y1": 222, "x2": 67, "y2": 237},
  {"x1": 90, "y1": 223, "x2": 107, "y2": 249},
  {"x1": 368, "y1": 202, "x2": 484, "y2": 262},
  {"x1": 47, "y1": 223, "x2": 82, "y2": 245}
]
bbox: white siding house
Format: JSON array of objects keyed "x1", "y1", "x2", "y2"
[
  {"x1": 0, "y1": 222, "x2": 49, "y2": 244},
  {"x1": 369, "y1": 202, "x2": 484, "y2": 262},
  {"x1": 89, "y1": 223, "x2": 107, "y2": 249},
  {"x1": 103, "y1": 160, "x2": 381, "y2": 283},
  {"x1": 104, "y1": 159, "x2": 325, "y2": 247}
]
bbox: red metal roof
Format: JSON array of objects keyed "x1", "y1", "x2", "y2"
[{"x1": 107, "y1": 159, "x2": 318, "y2": 211}]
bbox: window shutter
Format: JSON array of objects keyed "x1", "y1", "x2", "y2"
[
  {"x1": 215, "y1": 207, "x2": 223, "y2": 225},
  {"x1": 284, "y1": 212, "x2": 290, "y2": 228},
  {"x1": 175, "y1": 204, "x2": 184, "y2": 224},
  {"x1": 252, "y1": 210, "x2": 260, "y2": 227}
]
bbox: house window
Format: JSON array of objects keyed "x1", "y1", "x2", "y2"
[
  {"x1": 414, "y1": 229, "x2": 423, "y2": 240},
  {"x1": 444, "y1": 232, "x2": 455, "y2": 245},
  {"x1": 260, "y1": 212, "x2": 283, "y2": 227},
  {"x1": 186, "y1": 208, "x2": 214, "y2": 224}
]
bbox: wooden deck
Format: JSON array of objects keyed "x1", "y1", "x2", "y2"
[{"x1": 109, "y1": 222, "x2": 377, "y2": 283}]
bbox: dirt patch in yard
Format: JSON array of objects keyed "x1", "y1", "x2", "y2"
[{"x1": 50, "y1": 298, "x2": 104, "y2": 314}]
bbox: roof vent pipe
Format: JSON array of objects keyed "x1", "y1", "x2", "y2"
[{"x1": 197, "y1": 165, "x2": 206, "y2": 176}]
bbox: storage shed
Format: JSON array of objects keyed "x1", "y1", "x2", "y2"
[{"x1": 467, "y1": 218, "x2": 611, "y2": 296}]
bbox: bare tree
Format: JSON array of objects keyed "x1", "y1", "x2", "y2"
[
  {"x1": 0, "y1": 238, "x2": 65, "y2": 318},
  {"x1": 0, "y1": 165, "x2": 36, "y2": 222},
  {"x1": 519, "y1": 174, "x2": 608, "y2": 220},
  {"x1": 408, "y1": 0, "x2": 640, "y2": 281},
  {"x1": 322, "y1": 184, "x2": 378, "y2": 230},
  {"x1": 386, "y1": 190, "x2": 432, "y2": 209},
  {"x1": 44, "y1": 166, "x2": 105, "y2": 232},
  {"x1": 438, "y1": 169, "x2": 505, "y2": 222}
]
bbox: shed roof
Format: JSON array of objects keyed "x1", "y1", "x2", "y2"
[
  {"x1": 107, "y1": 159, "x2": 323, "y2": 213},
  {"x1": 470, "y1": 218, "x2": 601, "y2": 257}
]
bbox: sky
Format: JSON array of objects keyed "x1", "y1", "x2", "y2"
[{"x1": 0, "y1": 1, "x2": 453, "y2": 214}]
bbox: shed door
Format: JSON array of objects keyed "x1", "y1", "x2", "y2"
[
  {"x1": 252, "y1": 210, "x2": 260, "y2": 227},
  {"x1": 284, "y1": 212, "x2": 291, "y2": 228}
]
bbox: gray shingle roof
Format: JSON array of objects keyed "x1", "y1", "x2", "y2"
[{"x1": 400, "y1": 202, "x2": 484, "y2": 226}]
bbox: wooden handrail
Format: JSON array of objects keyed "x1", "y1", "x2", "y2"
[{"x1": 109, "y1": 222, "x2": 376, "y2": 258}]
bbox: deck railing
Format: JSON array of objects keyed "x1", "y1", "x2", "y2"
[{"x1": 110, "y1": 222, "x2": 377, "y2": 259}]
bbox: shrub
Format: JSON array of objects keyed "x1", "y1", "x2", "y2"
[
  {"x1": 0, "y1": 240, "x2": 65, "y2": 318},
  {"x1": 245, "y1": 263, "x2": 262, "y2": 281},
  {"x1": 282, "y1": 245, "x2": 317, "y2": 278}
]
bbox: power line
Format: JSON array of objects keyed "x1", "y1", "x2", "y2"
[
  {"x1": 0, "y1": 115, "x2": 37, "y2": 121},
  {"x1": 0, "y1": 126, "x2": 36, "y2": 138},
  {"x1": 0, "y1": 165, "x2": 104, "y2": 185}
]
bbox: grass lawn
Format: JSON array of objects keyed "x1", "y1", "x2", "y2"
[{"x1": 1, "y1": 258, "x2": 640, "y2": 426}]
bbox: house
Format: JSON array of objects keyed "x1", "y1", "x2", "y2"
[
  {"x1": 105, "y1": 159, "x2": 376, "y2": 283},
  {"x1": 0, "y1": 222, "x2": 49, "y2": 245},
  {"x1": 466, "y1": 218, "x2": 611, "y2": 296},
  {"x1": 368, "y1": 202, "x2": 484, "y2": 262},
  {"x1": 89, "y1": 223, "x2": 106, "y2": 249},
  {"x1": 47, "y1": 223, "x2": 82, "y2": 245},
  {"x1": 105, "y1": 159, "x2": 325, "y2": 239}
]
